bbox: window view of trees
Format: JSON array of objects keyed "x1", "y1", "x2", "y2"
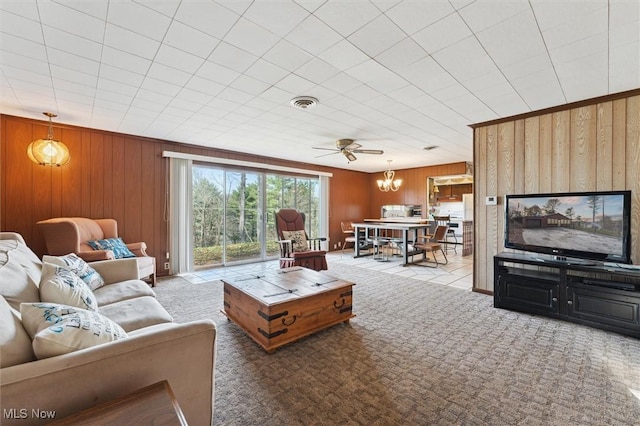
[{"x1": 192, "y1": 165, "x2": 320, "y2": 268}]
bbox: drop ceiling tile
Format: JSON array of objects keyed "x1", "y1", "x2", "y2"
[
  {"x1": 348, "y1": 15, "x2": 406, "y2": 58},
  {"x1": 107, "y1": 1, "x2": 172, "y2": 41},
  {"x1": 541, "y1": 6, "x2": 607, "y2": 49},
  {"x1": 58, "y1": 0, "x2": 108, "y2": 18},
  {"x1": 548, "y1": 33, "x2": 607, "y2": 67},
  {"x1": 511, "y1": 70, "x2": 565, "y2": 110},
  {"x1": 293, "y1": 0, "x2": 324, "y2": 14},
  {"x1": 184, "y1": 75, "x2": 226, "y2": 97},
  {"x1": 0, "y1": 9, "x2": 44, "y2": 44},
  {"x1": 99, "y1": 63, "x2": 145, "y2": 87},
  {"x1": 0, "y1": 33, "x2": 47, "y2": 62},
  {"x1": 274, "y1": 73, "x2": 315, "y2": 94},
  {"x1": 51, "y1": 64, "x2": 97, "y2": 88},
  {"x1": 147, "y1": 62, "x2": 192, "y2": 87},
  {"x1": 174, "y1": 1, "x2": 239, "y2": 40},
  {"x1": 229, "y1": 74, "x2": 271, "y2": 96},
  {"x1": 244, "y1": 59, "x2": 289, "y2": 85},
  {"x1": 53, "y1": 79, "x2": 96, "y2": 97},
  {"x1": 531, "y1": 1, "x2": 604, "y2": 32},
  {"x1": 94, "y1": 89, "x2": 134, "y2": 105},
  {"x1": 285, "y1": 15, "x2": 343, "y2": 56},
  {"x1": 294, "y1": 58, "x2": 341, "y2": 84},
  {"x1": 0, "y1": 50, "x2": 49, "y2": 75},
  {"x1": 609, "y1": 41, "x2": 640, "y2": 91},
  {"x1": 97, "y1": 78, "x2": 138, "y2": 97},
  {"x1": 459, "y1": 0, "x2": 530, "y2": 33},
  {"x1": 47, "y1": 47, "x2": 100, "y2": 76},
  {"x1": 411, "y1": 13, "x2": 472, "y2": 55},
  {"x1": 500, "y1": 53, "x2": 553, "y2": 82},
  {"x1": 476, "y1": 11, "x2": 547, "y2": 68},
  {"x1": 208, "y1": 41, "x2": 257, "y2": 73},
  {"x1": 432, "y1": 36, "x2": 498, "y2": 83},
  {"x1": 175, "y1": 87, "x2": 214, "y2": 106},
  {"x1": 243, "y1": 1, "x2": 309, "y2": 37},
  {"x1": 555, "y1": 55, "x2": 608, "y2": 102},
  {"x1": 104, "y1": 24, "x2": 160, "y2": 60},
  {"x1": 385, "y1": 1, "x2": 454, "y2": 35},
  {"x1": 343, "y1": 84, "x2": 380, "y2": 103},
  {"x1": 3, "y1": 64, "x2": 52, "y2": 88},
  {"x1": 317, "y1": 39, "x2": 369, "y2": 71},
  {"x1": 398, "y1": 56, "x2": 458, "y2": 93},
  {"x1": 163, "y1": 21, "x2": 219, "y2": 59},
  {"x1": 223, "y1": 17, "x2": 280, "y2": 57},
  {"x1": 139, "y1": 76, "x2": 182, "y2": 97},
  {"x1": 133, "y1": 0, "x2": 180, "y2": 18},
  {"x1": 38, "y1": 1, "x2": 105, "y2": 42},
  {"x1": 264, "y1": 39, "x2": 313, "y2": 70},
  {"x1": 42, "y1": 25, "x2": 102, "y2": 61},
  {"x1": 130, "y1": 95, "x2": 168, "y2": 113},
  {"x1": 93, "y1": 97, "x2": 130, "y2": 112},
  {"x1": 196, "y1": 60, "x2": 240, "y2": 86},
  {"x1": 100, "y1": 46, "x2": 151, "y2": 75},
  {"x1": 314, "y1": 2, "x2": 381, "y2": 37},
  {"x1": 376, "y1": 37, "x2": 428, "y2": 71},
  {"x1": 0, "y1": 1, "x2": 39, "y2": 20},
  {"x1": 155, "y1": 44, "x2": 205, "y2": 74}
]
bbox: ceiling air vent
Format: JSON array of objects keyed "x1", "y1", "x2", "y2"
[
  {"x1": 423, "y1": 145, "x2": 439, "y2": 151},
  {"x1": 290, "y1": 96, "x2": 319, "y2": 110}
]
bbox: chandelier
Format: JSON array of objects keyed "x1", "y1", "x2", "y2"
[
  {"x1": 377, "y1": 160, "x2": 402, "y2": 192},
  {"x1": 26, "y1": 112, "x2": 70, "y2": 167}
]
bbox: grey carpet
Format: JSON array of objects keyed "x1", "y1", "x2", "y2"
[{"x1": 154, "y1": 263, "x2": 640, "y2": 426}]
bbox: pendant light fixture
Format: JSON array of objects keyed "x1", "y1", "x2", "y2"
[
  {"x1": 27, "y1": 112, "x2": 70, "y2": 167},
  {"x1": 377, "y1": 160, "x2": 402, "y2": 192}
]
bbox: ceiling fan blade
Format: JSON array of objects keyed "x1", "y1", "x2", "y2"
[
  {"x1": 312, "y1": 147, "x2": 339, "y2": 151},
  {"x1": 314, "y1": 151, "x2": 339, "y2": 158},
  {"x1": 352, "y1": 149, "x2": 384, "y2": 155},
  {"x1": 346, "y1": 142, "x2": 362, "y2": 150}
]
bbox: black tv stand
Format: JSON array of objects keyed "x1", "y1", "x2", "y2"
[{"x1": 494, "y1": 252, "x2": 640, "y2": 338}]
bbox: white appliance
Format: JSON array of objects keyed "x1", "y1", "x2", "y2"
[{"x1": 463, "y1": 194, "x2": 473, "y2": 221}]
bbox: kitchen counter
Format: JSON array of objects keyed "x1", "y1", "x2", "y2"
[{"x1": 364, "y1": 217, "x2": 431, "y2": 224}]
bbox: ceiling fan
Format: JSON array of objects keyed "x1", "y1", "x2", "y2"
[{"x1": 312, "y1": 139, "x2": 384, "y2": 162}]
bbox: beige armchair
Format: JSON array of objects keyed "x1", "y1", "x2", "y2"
[{"x1": 37, "y1": 217, "x2": 156, "y2": 286}]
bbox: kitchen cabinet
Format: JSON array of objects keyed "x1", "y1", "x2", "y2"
[{"x1": 436, "y1": 183, "x2": 472, "y2": 201}]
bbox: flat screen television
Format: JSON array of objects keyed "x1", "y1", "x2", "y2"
[{"x1": 505, "y1": 190, "x2": 632, "y2": 265}]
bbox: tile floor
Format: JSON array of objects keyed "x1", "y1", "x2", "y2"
[{"x1": 180, "y1": 245, "x2": 474, "y2": 291}]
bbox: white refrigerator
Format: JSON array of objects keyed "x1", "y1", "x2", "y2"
[{"x1": 463, "y1": 194, "x2": 473, "y2": 221}]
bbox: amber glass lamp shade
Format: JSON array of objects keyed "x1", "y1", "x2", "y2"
[
  {"x1": 27, "y1": 112, "x2": 70, "y2": 166},
  {"x1": 27, "y1": 139, "x2": 70, "y2": 166}
]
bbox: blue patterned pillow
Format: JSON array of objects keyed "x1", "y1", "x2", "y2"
[{"x1": 87, "y1": 238, "x2": 136, "y2": 259}]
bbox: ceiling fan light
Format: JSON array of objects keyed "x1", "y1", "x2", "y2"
[{"x1": 343, "y1": 150, "x2": 357, "y2": 162}]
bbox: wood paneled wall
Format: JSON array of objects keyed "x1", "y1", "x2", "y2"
[
  {"x1": 1, "y1": 114, "x2": 462, "y2": 275},
  {"x1": 472, "y1": 90, "x2": 640, "y2": 293}
]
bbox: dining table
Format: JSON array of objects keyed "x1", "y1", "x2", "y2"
[{"x1": 351, "y1": 220, "x2": 433, "y2": 266}]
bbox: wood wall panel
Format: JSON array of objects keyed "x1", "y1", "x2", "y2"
[
  {"x1": 538, "y1": 113, "x2": 553, "y2": 193},
  {"x1": 626, "y1": 96, "x2": 640, "y2": 267},
  {"x1": 551, "y1": 111, "x2": 571, "y2": 192},
  {"x1": 570, "y1": 106, "x2": 597, "y2": 192},
  {"x1": 612, "y1": 99, "x2": 627, "y2": 190},
  {"x1": 523, "y1": 117, "x2": 539, "y2": 193},
  {"x1": 596, "y1": 101, "x2": 613, "y2": 191},
  {"x1": 473, "y1": 91, "x2": 640, "y2": 294}
]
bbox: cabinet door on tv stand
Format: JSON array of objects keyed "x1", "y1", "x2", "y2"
[
  {"x1": 495, "y1": 274, "x2": 559, "y2": 315},
  {"x1": 567, "y1": 286, "x2": 640, "y2": 336}
]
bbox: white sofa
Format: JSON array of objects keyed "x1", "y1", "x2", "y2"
[{"x1": 0, "y1": 232, "x2": 216, "y2": 425}]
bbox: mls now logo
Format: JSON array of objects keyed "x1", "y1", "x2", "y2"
[{"x1": 4, "y1": 408, "x2": 56, "y2": 420}]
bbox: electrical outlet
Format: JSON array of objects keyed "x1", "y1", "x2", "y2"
[
  {"x1": 333, "y1": 243, "x2": 337, "y2": 249},
  {"x1": 338, "y1": 241, "x2": 342, "y2": 247},
  {"x1": 164, "y1": 262, "x2": 170, "y2": 270}
]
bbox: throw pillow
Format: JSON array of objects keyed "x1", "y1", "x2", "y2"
[
  {"x1": 20, "y1": 303, "x2": 127, "y2": 359},
  {"x1": 0, "y1": 296, "x2": 36, "y2": 367},
  {"x1": 87, "y1": 238, "x2": 136, "y2": 259},
  {"x1": 282, "y1": 230, "x2": 308, "y2": 252},
  {"x1": 39, "y1": 263, "x2": 98, "y2": 312},
  {"x1": 43, "y1": 253, "x2": 105, "y2": 290}
]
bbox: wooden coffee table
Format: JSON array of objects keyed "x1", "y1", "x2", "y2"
[{"x1": 222, "y1": 266, "x2": 355, "y2": 353}]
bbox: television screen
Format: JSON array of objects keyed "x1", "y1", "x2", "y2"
[{"x1": 505, "y1": 190, "x2": 631, "y2": 264}]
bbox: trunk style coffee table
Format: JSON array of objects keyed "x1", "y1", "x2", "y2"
[{"x1": 222, "y1": 266, "x2": 355, "y2": 353}]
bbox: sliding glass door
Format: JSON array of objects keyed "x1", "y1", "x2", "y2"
[{"x1": 192, "y1": 164, "x2": 321, "y2": 268}]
